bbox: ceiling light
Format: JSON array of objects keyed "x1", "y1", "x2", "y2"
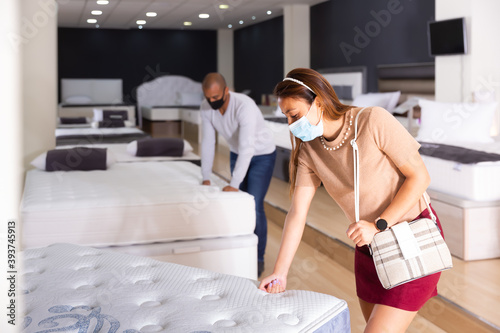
[
  {"x1": 87, "y1": 19, "x2": 97, "y2": 24},
  {"x1": 146, "y1": 12, "x2": 157, "y2": 17},
  {"x1": 96, "y1": 0, "x2": 109, "y2": 5},
  {"x1": 138, "y1": 25, "x2": 143, "y2": 29},
  {"x1": 136, "y1": 20, "x2": 146, "y2": 25},
  {"x1": 184, "y1": 21, "x2": 192, "y2": 26},
  {"x1": 239, "y1": 20, "x2": 244, "y2": 24},
  {"x1": 252, "y1": 16, "x2": 256, "y2": 20},
  {"x1": 91, "y1": 10, "x2": 102, "y2": 15},
  {"x1": 228, "y1": 24, "x2": 232, "y2": 28},
  {"x1": 219, "y1": 4, "x2": 229, "y2": 9},
  {"x1": 199, "y1": 13, "x2": 210, "y2": 19},
  {"x1": 267, "y1": 10, "x2": 272, "y2": 15}
]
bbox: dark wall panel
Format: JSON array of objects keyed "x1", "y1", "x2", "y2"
[
  {"x1": 58, "y1": 28, "x2": 217, "y2": 103},
  {"x1": 234, "y1": 16, "x2": 284, "y2": 103},
  {"x1": 311, "y1": 0, "x2": 435, "y2": 92}
]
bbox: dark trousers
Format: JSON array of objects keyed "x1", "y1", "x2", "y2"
[{"x1": 230, "y1": 150, "x2": 276, "y2": 262}]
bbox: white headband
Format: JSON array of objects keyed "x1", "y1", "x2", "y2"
[{"x1": 283, "y1": 77, "x2": 315, "y2": 95}]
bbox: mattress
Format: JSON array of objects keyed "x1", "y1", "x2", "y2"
[
  {"x1": 265, "y1": 119, "x2": 292, "y2": 150},
  {"x1": 101, "y1": 234, "x2": 258, "y2": 279},
  {"x1": 142, "y1": 106, "x2": 201, "y2": 122},
  {"x1": 56, "y1": 127, "x2": 150, "y2": 146},
  {"x1": 421, "y1": 140, "x2": 500, "y2": 201},
  {"x1": 57, "y1": 143, "x2": 200, "y2": 163},
  {"x1": 21, "y1": 161, "x2": 256, "y2": 249},
  {"x1": 21, "y1": 243, "x2": 350, "y2": 333}
]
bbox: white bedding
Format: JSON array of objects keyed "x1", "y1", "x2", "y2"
[
  {"x1": 21, "y1": 243, "x2": 350, "y2": 333},
  {"x1": 265, "y1": 120, "x2": 292, "y2": 150},
  {"x1": 55, "y1": 127, "x2": 145, "y2": 137},
  {"x1": 21, "y1": 161, "x2": 255, "y2": 249},
  {"x1": 422, "y1": 140, "x2": 500, "y2": 201}
]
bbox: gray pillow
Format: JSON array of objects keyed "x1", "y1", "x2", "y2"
[
  {"x1": 45, "y1": 148, "x2": 107, "y2": 171},
  {"x1": 136, "y1": 138, "x2": 184, "y2": 157}
]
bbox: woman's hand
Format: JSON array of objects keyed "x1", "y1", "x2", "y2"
[
  {"x1": 258, "y1": 273, "x2": 287, "y2": 293},
  {"x1": 346, "y1": 220, "x2": 378, "y2": 247}
]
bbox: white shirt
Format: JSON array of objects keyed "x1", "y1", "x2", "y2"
[{"x1": 201, "y1": 92, "x2": 276, "y2": 188}]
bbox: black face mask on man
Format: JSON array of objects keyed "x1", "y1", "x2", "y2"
[{"x1": 207, "y1": 88, "x2": 226, "y2": 110}]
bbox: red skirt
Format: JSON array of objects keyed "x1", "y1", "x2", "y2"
[{"x1": 355, "y1": 204, "x2": 444, "y2": 311}]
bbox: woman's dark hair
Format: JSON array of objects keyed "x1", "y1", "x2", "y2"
[{"x1": 274, "y1": 68, "x2": 353, "y2": 196}]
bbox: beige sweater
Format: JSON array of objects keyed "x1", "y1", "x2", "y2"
[{"x1": 296, "y1": 106, "x2": 428, "y2": 224}]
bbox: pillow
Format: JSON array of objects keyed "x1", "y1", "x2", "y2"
[
  {"x1": 177, "y1": 92, "x2": 203, "y2": 106},
  {"x1": 352, "y1": 91, "x2": 401, "y2": 112},
  {"x1": 416, "y1": 99, "x2": 498, "y2": 144},
  {"x1": 98, "y1": 120, "x2": 125, "y2": 128},
  {"x1": 64, "y1": 95, "x2": 92, "y2": 104},
  {"x1": 332, "y1": 85, "x2": 353, "y2": 100},
  {"x1": 59, "y1": 117, "x2": 88, "y2": 124},
  {"x1": 90, "y1": 120, "x2": 134, "y2": 128},
  {"x1": 31, "y1": 148, "x2": 115, "y2": 171},
  {"x1": 103, "y1": 110, "x2": 128, "y2": 121},
  {"x1": 127, "y1": 138, "x2": 192, "y2": 157}
]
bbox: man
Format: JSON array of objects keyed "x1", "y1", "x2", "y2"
[{"x1": 200, "y1": 73, "x2": 276, "y2": 277}]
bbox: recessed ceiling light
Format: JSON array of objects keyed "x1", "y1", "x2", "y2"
[
  {"x1": 184, "y1": 21, "x2": 192, "y2": 26},
  {"x1": 252, "y1": 16, "x2": 256, "y2": 20},
  {"x1": 138, "y1": 25, "x2": 143, "y2": 29},
  {"x1": 239, "y1": 20, "x2": 244, "y2": 24},
  {"x1": 146, "y1": 12, "x2": 157, "y2": 17},
  {"x1": 228, "y1": 24, "x2": 232, "y2": 28},
  {"x1": 91, "y1": 10, "x2": 102, "y2": 15},
  {"x1": 87, "y1": 19, "x2": 97, "y2": 24},
  {"x1": 96, "y1": 0, "x2": 109, "y2": 5},
  {"x1": 219, "y1": 4, "x2": 229, "y2": 9},
  {"x1": 267, "y1": 10, "x2": 272, "y2": 15},
  {"x1": 136, "y1": 20, "x2": 146, "y2": 25},
  {"x1": 199, "y1": 13, "x2": 210, "y2": 19}
]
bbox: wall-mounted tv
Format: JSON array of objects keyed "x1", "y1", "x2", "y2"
[{"x1": 428, "y1": 18, "x2": 467, "y2": 56}]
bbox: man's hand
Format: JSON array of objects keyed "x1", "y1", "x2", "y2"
[
  {"x1": 222, "y1": 185, "x2": 239, "y2": 192},
  {"x1": 202, "y1": 180, "x2": 211, "y2": 186}
]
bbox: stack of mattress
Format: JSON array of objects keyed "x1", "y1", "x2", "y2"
[
  {"x1": 20, "y1": 243, "x2": 351, "y2": 333},
  {"x1": 21, "y1": 161, "x2": 258, "y2": 279}
]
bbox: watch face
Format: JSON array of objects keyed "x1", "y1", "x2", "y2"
[{"x1": 377, "y1": 219, "x2": 388, "y2": 231}]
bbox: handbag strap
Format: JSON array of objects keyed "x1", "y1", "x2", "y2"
[{"x1": 349, "y1": 108, "x2": 438, "y2": 225}]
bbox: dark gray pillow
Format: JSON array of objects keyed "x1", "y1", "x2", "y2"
[
  {"x1": 103, "y1": 110, "x2": 128, "y2": 121},
  {"x1": 332, "y1": 85, "x2": 353, "y2": 100},
  {"x1": 45, "y1": 148, "x2": 107, "y2": 171},
  {"x1": 136, "y1": 138, "x2": 184, "y2": 157},
  {"x1": 60, "y1": 117, "x2": 87, "y2": 124},
  {"x1": 98, "y1": 119, "x2": 125, "y2": 128}
]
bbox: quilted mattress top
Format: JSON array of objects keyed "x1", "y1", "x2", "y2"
[{"x1": 21, "y1": 243, "x2": 349, "y2": 333}]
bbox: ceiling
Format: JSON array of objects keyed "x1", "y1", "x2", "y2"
[{"x1": 57, "y1": 0, "x2": 328, "y2": 31}]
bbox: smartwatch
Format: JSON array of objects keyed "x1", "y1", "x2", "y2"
[{"x1": 375, "y1": 218, "x2": 388, "y2": 232}]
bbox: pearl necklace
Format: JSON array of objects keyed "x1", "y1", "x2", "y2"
[{"x1": 320, "y1": 114, "x2": 354, "y2": 151}]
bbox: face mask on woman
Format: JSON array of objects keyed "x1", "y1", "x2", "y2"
[{"x1": 289, "y1": 102, "x2": 323, "y2": 142}]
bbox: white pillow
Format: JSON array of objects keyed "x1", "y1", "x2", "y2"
[
  {"x1": 127, "y1": 139, "x2": 193, "y2": 156},
  {"x1": 177, "y1": 92, "x2": 203, "y2": 106},
  {"x1": 352, "y1": 91, "x2": 401, "y2": 112},
  {"x1": 30, "y1": 149, "x2": 115, "y2": 170},
  {"x1": 416, "y1": 99, "x2": 498, "y2": 144},
  {"x1": 64, "y1": 95, "x2": 92, "y2": 104},
  {"x1": 93, "y1": 108, "x2": 104, "y2": 122}
]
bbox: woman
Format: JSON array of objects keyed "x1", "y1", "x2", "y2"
[{"x1": 259, "y1": 68, "x2": 444, "y2": 332}]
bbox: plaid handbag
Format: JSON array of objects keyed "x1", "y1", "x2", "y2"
[{"x1": 350, "y1": 108, "x2": 453, "y2": 290}]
